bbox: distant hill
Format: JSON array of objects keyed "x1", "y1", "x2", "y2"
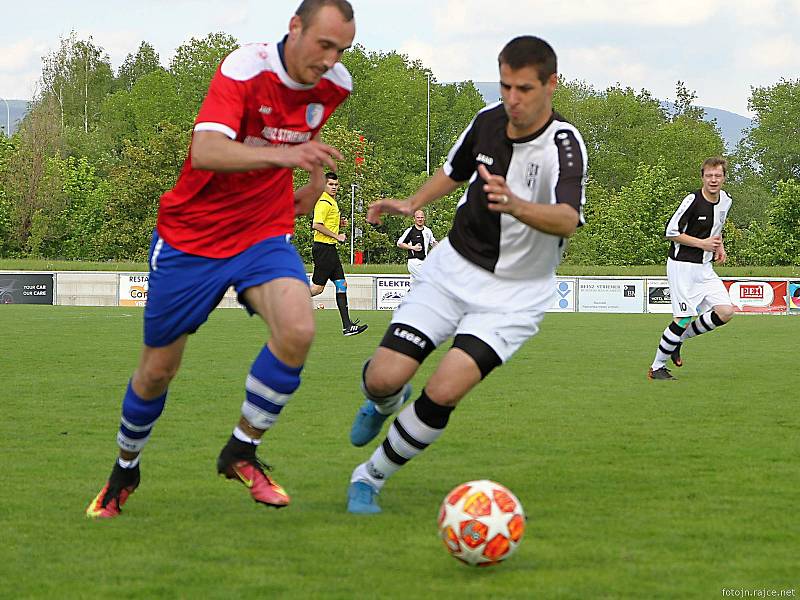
[
  {"x1": 470, "y1": 82, "x2": 751, "y2": 151},
  {"x1": 691, "y1": 106, "x2": 752, "y2": 151},
  {"x1": 1, "y1": 100, "x2": 30, "y2": 136}
]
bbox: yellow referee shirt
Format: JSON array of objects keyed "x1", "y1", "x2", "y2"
[{"x1": 313, "y1": 191, "x2": 340, "y2": 244}]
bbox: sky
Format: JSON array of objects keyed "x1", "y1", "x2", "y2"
[{"x1": 1, "y1": 0, "x2": 800, "y2": 117}]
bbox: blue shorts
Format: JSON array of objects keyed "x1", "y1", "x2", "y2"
[{"x1": 144, "y1": 231, "x2": 307, "y2": 347}]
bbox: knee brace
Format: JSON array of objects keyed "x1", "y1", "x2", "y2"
[
  {"x1": 452, "y1": 334, "x2": 502, "y2": 379},
  {"x1": 379, "y1": 322, "x2": 435, "y2": 363}
]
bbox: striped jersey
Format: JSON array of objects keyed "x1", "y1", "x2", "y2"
[
  {"x1": 443, "y1": 103, "x2": 588, "y2": 279},
  {"x1": 665, "y1": 190, "x2": 732, "y2": 264},
  {"x1": 157, "y1": 40, "x2": 352, "y2": 258}
]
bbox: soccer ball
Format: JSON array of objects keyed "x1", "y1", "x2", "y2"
[
  {"x1": 437, "y1": 479, "x2": 525, "y2": 567},
  {"x1": 316, "y1": 302, "x2": 325, "y2": 310}
]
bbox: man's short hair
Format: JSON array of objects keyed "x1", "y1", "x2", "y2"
[
  {"x1": 498, "y1": 36, "x2": 557, "y2": 84},
  {"x1": 701, "y1": 157, "x2": 727, "y2": 176},
  {"x1": 325, "y1": 172, "x2": 338, "y2": 181},
  {"x1": 296, "y1": 0, "x2": 354, "y2": 26}
]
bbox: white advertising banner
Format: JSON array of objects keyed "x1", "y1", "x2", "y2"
[
  {"x1": 578, "y1": 278, "x2": 645, "y2": 313},
  {"x1": 548, "y1": 278, "x2": 576, "y2": 312},
  {"x1": 646, "y1": 279, "x2": 672, "y2": 314},
  {"x1": 375, "y1": 276, "x2": 411, "y2": 310},
  {"x1": 119, "y1": 274, "x2": 149, "y2": 307}
]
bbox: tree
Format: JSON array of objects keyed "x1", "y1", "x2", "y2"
[
  {"x1": 98, "y1": 68, "x2": 184, "y2": 151},
  {"x1": 566, "y1": 161, "x2": 683, "y2": 265},
  {"x1": 555, "y1": 80, "x2": 724, "y2": 193},
  {"x1": 94, "y1": 122, "x2": 190, "y2": 260},
  {"x1": 170, "y1": 33, "x2": 239, "y2": 124},
  {"x1": 37, "y1": 32, "x2": 114, "y2": 134},
  {"x1": 740, "y1": 78, "x2": 800, "y2": 187},
  {"x1": 118, "y1": 42, "x2": 161, "y2": 92},
  {"x1": 331, "y1": 46, "x2": 484, "y2": 197}
]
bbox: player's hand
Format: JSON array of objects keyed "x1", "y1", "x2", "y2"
[
  {"x1": 278, "y1": 141, "x2": 343, "y2": 172},
  {"x1": 366, "y1": 199, "x2": 413, "y2": 225},
  {"x1": 478, "y1": 164, "x2": 517, "y2": 215},
  {"x1": 715, "y1": 245, "x2": 728, "y2": 263},
  {"x1": 337, "y1": 233, "x2": 346, "y2": 242},
  {"x1": 340, "y1": 217, "x2": 348, "y2": 228},
  {"x1": 700, "y1": 235, "x2": 722, "y2": 252},
  {"x1": 413, "y1": 243, "x2": 423, "y2": 252}
]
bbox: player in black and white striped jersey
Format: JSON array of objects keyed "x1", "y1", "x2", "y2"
[
  {"x1": 648, "y1": 157, "x2": 735, "y2": 380},
  {"x1": 344, "y1": 36, "x2": 588, "y2": 513},
  {"x1": 396, "y1": 210, "x2": 437, "y2": 282}
]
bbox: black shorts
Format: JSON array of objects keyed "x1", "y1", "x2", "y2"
[{"x1": 311, "y1": 242, "x2": 345, "y2": 285}]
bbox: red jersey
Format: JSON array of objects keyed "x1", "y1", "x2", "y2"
[{"x1": 157, "y1": 42, "x2": 352, "y2": 258}]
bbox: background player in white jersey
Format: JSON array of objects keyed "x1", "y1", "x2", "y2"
[
  {"x1": 86, "y1": 0, "x2": 356, "y2": 519},
  {"x1": 397, "y1": 210, "x2": 438, "y2": 282},
  {"x1": 648, "y1": 157, "x2": 735, "y2": 380},
  {"x1": 344, "y1": 36, "x2": 588, "y2": 514}
]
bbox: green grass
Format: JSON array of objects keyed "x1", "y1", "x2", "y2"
[
  {"x1": 1, "y1": 257, "x2": 798, "y2": 278},
  {"x1": 1, "y1": 308, "x2": 797, "y2": 598}
]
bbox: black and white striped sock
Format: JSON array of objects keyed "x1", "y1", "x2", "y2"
[
  {"x1": 651, "y1": 321, "x2": 686, "y2": 369},
  {"x1": 352, "y1": 390, "x2": 453, "y2": 491},
  {"x1": 681, "y1": 310, "x2": 726, "y2": 341}
]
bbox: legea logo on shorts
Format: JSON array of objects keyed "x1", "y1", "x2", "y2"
[
  {"x1": 393, "y1": 327, "x2": 426, "y2": 349},
  {"x1": 729, "y1": 281, "x2": 773, "y2": 308}
]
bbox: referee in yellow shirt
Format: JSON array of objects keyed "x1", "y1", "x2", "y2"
[{"x1": 309, "y1": 172, "x2": 368, "y2": 336}]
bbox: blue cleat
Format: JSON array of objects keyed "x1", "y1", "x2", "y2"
[
  {"x1": 347, "y1": 481, "x2": 381, "y2": 514},
  {"x1": 349, "y1": 384, "x2": 412, "y2": 447}
]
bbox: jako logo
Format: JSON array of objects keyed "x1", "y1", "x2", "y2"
[
  {"x1": 393, "y1": 327, "x2": 426, "y2": 349},
  {"x1": 476, "y1": 153, "x2": 494, "y2": 166}
]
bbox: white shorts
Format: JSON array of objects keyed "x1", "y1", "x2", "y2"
[
  {"x1": 667, "y1": 258, "x2": 731, "y2": 317},
  {"x1": 407, "y1": 258, "x2": 425, "y2": 280},
  {"x1": 392, "y1": 239, "x2": 554, "y2": 362}
]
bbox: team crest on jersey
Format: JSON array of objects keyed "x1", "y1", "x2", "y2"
[
  {"x1": 525, "y1": 162, "x2": 540, "y2": 189},
  {"x1": 306, "y1": 103, "x2": 324, "y2": 128}
]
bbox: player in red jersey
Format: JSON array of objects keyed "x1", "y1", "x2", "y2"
[{"x1": 87, "y1": 0, "x2": 356, "y2": 519}]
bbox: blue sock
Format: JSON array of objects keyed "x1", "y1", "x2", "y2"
[
  {"x1": 241, "y1": 345, "x2": 302, "y2": 432},
  {"x1": 116, "y1": 381, "x2": 167, "y2": 456}
]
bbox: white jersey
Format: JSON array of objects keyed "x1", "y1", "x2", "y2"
[{"x1": 443, "y1": 103, "x2": 588, "y2": 280}]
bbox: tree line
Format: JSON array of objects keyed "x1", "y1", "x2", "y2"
[{"x1": 0, "y1": 32, "x2": 797, "y2": 266}]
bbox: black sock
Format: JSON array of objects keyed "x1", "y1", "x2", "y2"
[
  {"x1": 336, "y1": 292, "x2": 351, "y2": 328},
  {"x1": 219, "y1": 435, "x2": 257, "y2": 462}
]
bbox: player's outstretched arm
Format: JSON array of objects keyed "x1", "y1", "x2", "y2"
[
  {"x1": 191, "y1": 131, "x2": 343, "y2": 173},
  {"x1": 367, "y1": 168, "x2": 461, "y2": 225}
]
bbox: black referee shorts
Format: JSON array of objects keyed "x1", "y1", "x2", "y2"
[{"x1": 311, "y1": 241, "x2": 345, "y2": 285}]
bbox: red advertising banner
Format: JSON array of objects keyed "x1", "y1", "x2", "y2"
[{"x1": 722, "y1": 279, "x2": 787, "y2": 314}]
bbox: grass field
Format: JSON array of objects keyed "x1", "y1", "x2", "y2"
[{"x1": 1, "y1": 307, "x2": 797, "y2": 599}]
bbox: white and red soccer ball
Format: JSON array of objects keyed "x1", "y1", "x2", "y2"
[{"x1": 438, "y1": 479, "x2": 526, "y2": 566}]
